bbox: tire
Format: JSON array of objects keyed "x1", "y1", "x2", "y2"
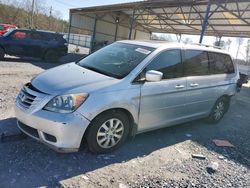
[
  {"x1": 86, "y1": 111, "x2": 130, "y2": 153},
  {"x1": 207, "y1": 97, "x2": 229, "y2": 123},
  {"x1": 44, "y1": 50, "x2": 59, "y2": 63},
  {"x1": 0, "y1": 48, "x2": 5, "y2": 60}
]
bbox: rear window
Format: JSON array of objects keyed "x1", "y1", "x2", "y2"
[
  {"x1": 183, "y1": 50, "x2": 209, "y2": 76},
  {"x1": 208, "y1": 52, "x2": 235, "y2": 74}
]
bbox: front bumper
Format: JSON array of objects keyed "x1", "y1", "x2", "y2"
[{"x1": 15, "y1": 104, "x2": 90, "y2": 153}]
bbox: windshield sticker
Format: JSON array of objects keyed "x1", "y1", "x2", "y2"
[{"x1": 135, "y1": 48, "x2": 151, "y2": 55}]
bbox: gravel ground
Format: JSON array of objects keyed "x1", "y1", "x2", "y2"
[{"x1": 0, "y1": 57, "x2": 249, "y2": 188}]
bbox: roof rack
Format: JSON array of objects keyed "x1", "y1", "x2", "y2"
[{"x1": 191, "y1": 43, "x2": 223, "y2": 49}]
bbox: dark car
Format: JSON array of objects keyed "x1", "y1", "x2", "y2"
[{"x1": 0, "y1": 29, "x2": 68, "y2": 62}]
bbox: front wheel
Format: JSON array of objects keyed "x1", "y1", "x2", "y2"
[
  {"x1": 207, "y1": 97, "x2": 229, "y2": 123},
  {"x1": 86, "y1": 111, "x2": 130, "y2": 153},
  {"x1": 44, "y1": 50, "x2": 59, "y2": 63}
]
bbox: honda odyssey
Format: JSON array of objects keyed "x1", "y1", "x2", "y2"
[{"x1": 15, "y1": 41, "x2": 239, "y2": 153}]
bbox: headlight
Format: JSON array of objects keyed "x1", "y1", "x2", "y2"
[{"x1": 43, "y1": 93, "x2": 88, "y2": 113}]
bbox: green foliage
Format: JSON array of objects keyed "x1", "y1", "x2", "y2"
[{"x1": 0, "y1": 3, "x2": 69, "y2": 32}]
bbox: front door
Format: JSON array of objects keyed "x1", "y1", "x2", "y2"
[{"x1": 138, "y1": 49, "x2": 187, "y2": 132}]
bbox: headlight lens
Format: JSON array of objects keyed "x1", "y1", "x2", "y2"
[{"x1": 44, "y1": 93, "x2": 88, "y2": 113}]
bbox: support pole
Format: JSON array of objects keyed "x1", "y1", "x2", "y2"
[
  {"x1": 49, "y1": 6, "x2": 52, "y2": 29},
  {"x1": 129, "y1": 9, "x2": 135, "y2": 40},
  {"x1": 67, "y1": 13, "x2": 72, "y2": 45},
  {"x1": 30, "y1": 0, "x2": 35, "y2": 29},
  {"x1": 218, "y1": 36, "x2": 222, "y2": 46},
  {"x1": 114, "y1": 17, "x2": 119, "y2": 41},
  {"x1": 90, "y1": 14, "x2": 97, "y2": 53},
  {"x1": 199, "y1": 0, "x2": 211, "y2": 44}
]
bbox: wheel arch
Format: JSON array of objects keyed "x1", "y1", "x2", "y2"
[
  {"x1": 209, "y1": 94, "x2": 231, "y2": 116},
  {"x1": 82, "y1": 108, "x2": 137, "y2": 144}
]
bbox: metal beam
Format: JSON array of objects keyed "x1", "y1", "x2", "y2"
[
  {"x1": 90, "y1": 14, "x2": 97, "y2": 53},
  {"x1": 129, "y1": 9, "x2": 135, "y2": 40},
  {"x1": 199, "y1": 0, "x2": 211, "y2": 44},
  {"x1": 67, "y1": 13, "x2": 72, "y2": 44},
  {"x1": 114, "y1": 17, "x2": 119, "y2": 41}
]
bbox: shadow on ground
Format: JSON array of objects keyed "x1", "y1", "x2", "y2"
[
  {"x1": 3, "y1": 53, "x2": 86, "y2": 70},
  {"x1": 0, "y1": 89, "x2": 249, "y2": 187}
]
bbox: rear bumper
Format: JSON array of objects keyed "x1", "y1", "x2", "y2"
[{"x1": 15, "y1": 104, "x2": 90, "y2": 153}]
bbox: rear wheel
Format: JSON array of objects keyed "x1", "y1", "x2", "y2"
[
  {"x1": 207, "y1": 97, "x2": 229, "y2": 123},
  {"x1": 86, "y1": 111, "x2": 130, "y2": 153},
  {"x1": 44, "y1": 50, "x2": 59, "y2": 63},
  {"x1": 0, "y1": 48, "x2": 4, "y2": 60}
]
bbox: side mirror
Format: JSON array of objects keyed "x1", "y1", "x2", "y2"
[{"x1": 145, "y1": 70, "x2": 163, "y2": 82}]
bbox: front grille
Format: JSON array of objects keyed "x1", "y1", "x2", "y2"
[
  {"x1": 16, "y1": 83, "x2": 44, "y2": 110},
  {"x1": 18, "y1": 121, "x2": 39, "y2": 138},
  {"x1": 17, "y1": 88, "x2": 36, "y2": 109}
]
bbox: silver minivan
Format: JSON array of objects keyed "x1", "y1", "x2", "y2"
[{"x1": 15, "y1": 41, "x2": 239, "y2": 153}]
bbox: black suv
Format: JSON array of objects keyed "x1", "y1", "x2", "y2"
[{"x1": 0, "y1": 29, "x2": 68, "y2": 62}]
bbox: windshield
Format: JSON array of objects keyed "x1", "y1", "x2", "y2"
[
  {"x1": 78, "y1": 42, "x2": 155, "y2": 79},
  {"x1": 0, "y1": 24, "x2": 3, "y2": 30}
]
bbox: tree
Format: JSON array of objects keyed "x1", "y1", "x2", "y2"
[
  {"x1": 0, "y1": 1, "x2": 69, "y2": 32},
  {"x1": 183, "y1": 37, "x2": 193, "y2": 44},
  {"x1": 235, "y1": 38, "x2": 244, "y2": 62},
  {"x1": 246, "y1": 39, "x2": 250, "y2": 64},
  {"x1": 225, "y1": 38, "x2": 232, "y2": 51}
]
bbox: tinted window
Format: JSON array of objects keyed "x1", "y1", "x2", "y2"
[
  {"x1": 78, "y1": 42, "x2": 155, "y2": 79},
  {"x1": 11, "y1": 31, "x2": 30, "y2": 40},
  {"x1": 184, "y1": 50, "x2": 209, "y2": 76},
  {"x1": 0, "y1": 25, "x2": 3, "y2": 30},
  {"x1": 146, "y1": 49, "x2": 183, "y2": 79},
  {"x1": 208, "y1": 52, "x2": 235, "y2": 74},
  {"x1": 31, "y1": 32, "x2": 43, "y2": 40}
]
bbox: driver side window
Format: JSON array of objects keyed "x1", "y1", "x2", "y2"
[{"x1": 146, "y1": 49, "x2": 183, "y2": 79}]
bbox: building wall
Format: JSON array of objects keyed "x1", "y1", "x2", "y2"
[{"x1": 70, "y1": 12, "x2": 151, "y2": 50}]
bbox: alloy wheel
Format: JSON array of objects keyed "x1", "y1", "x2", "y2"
[{"x1": 96, "y1": 118, "x2": 124, "y2": 149}]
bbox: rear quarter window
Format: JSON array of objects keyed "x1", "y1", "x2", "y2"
[{"x1": 208, "y1": 52, "x2": 235, "y2": 74}]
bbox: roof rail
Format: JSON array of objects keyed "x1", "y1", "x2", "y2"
[{"x1": 191, "y1": 43, "x2": 223, "y2": 49}]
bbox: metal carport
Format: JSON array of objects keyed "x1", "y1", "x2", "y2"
[{"x1": 69, "y1": 0, "x2": 250, "y2": 52}]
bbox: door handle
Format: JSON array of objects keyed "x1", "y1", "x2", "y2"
[
  {"x1": 190, "y1": 83, "x2": 199, "y2": 87},
  {"x1": 175, "y1": 84, "x2": 185, "y2": 89}
]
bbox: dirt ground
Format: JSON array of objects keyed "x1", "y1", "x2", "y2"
[{"x1": 0, "y1": 56, "x2": 249, "y2": 188}]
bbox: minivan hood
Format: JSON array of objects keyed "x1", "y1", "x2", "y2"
[{"x1": 31, "y1": 63, "x2": 117, "y2": 95}]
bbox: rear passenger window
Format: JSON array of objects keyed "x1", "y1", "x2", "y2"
[
  {"x1": 208, "y1": 52, "x2": 235, "y2": 74},
  {"x1": 31, "y1": 32, "x2": 43, "y2": 40},
  {"x1": 146, "y1": 49, "x2": 183, "y2": 79},
  {"x1": 184, "y1": 50, "x2": 209, "y2": 76}
]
